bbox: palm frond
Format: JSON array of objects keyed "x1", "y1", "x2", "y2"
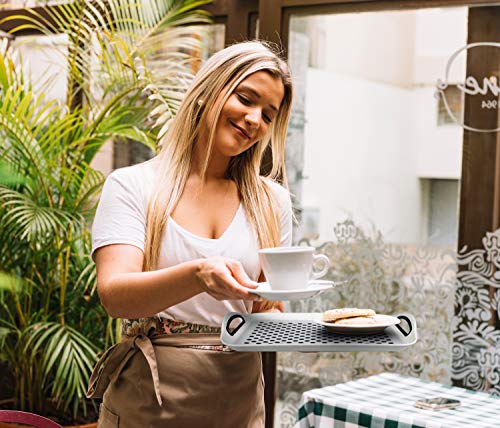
[
  {"x1": 74, "y1": 258, "x2": 97, "y2": 296},
  {"x1": 23, "y1": 321, "x2": 99, "y2": 414},
  {"x1": 0, "y1": 85, "x2": 68, "y2": 204},
  {"x1": 70, "y1": 164, "x2": 105, "y2": 213},
  {"x1": 0, "y1": 38, "x2": 30, "y2": 95},
  {"x1": 0, "y1": 186, "x2": 81, "y2": 244},
  {"x1": 0, "y1": 272, "x2": 23, "y2": 293},
  {"x1": 0, "y1": 160, "x2": 25, "y2": 186}
]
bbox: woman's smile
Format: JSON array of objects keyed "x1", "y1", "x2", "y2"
[{"x1": 230, "y1": 120, "x2": 251, "y2": 139}]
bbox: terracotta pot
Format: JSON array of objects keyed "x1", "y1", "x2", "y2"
[{"x1": 0, "y1": 422, "x2": 97, "y2": 428}]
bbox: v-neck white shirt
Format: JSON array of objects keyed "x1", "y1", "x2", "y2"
[{"x1": 92, "y1": 158, "x2": 293, "y2": 326}]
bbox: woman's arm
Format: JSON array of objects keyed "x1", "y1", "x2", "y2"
[{"x1": 96, "y1": 244, "x2": 260, "y2": 318}]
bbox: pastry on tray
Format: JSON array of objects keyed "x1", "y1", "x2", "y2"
[
  {"x1": 334, "y1": 316, "x2": 379, "y2": 325},
  {"x1": 322, "y1": 308, "x2": 376, "y2": 324}
]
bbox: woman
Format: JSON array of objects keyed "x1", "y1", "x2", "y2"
[{"x1": 87, "y1": 40, "x2": 294, "y2": 427}]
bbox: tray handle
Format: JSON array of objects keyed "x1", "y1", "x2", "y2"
[
  {"x1": 225, "y1": 314, "x2": 246, "y2": 336},
  {"x1": 395, "y1": 315, "x2": 412, "y2": 337}
]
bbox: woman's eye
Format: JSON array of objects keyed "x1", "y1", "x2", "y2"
[
  {"x1": 238, "y1": 94, "x2": 250, "y2": 105},
  {"x1": 237, "y1": 93, "x2": 272, "y2": 123}
]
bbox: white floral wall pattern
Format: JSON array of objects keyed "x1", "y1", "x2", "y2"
[
  {"x1": 277, "y1": 219, "x2": 459, "y2": 427},
  {"x1": 277, "y1": 224, "x2": 500, "y2": 426},
  {"x1": 452, "y1": 228, "x2": 500, "y2": 394}
]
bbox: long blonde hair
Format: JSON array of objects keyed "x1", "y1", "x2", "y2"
[{"x1": 144, "y1": 41, "x2": 293, "y2": 277}]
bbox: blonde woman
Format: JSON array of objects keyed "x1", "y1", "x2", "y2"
[{"x1": 87, "y1": 40, "x2": 294, "y2": 427}]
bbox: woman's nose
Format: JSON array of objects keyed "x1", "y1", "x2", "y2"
[{"x1": 245, "y1": 109, "x2": 260, "y2": 128}]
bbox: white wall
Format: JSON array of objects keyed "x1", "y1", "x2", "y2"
[
  {"x1": 413, "y1": 8, "x2": 467, "y2": 179},
  {"x1": 12, "y1": 34, "x2": 68, "y2": 105},
  {"x1": 413, "y1": 87, "x2": 463, "y2": 179},
  {"x1": 302, "y1": 68, "x2": 421, "y2": 243},
  {"x1": 413, "y1": 8, "x2": 468, "y2": 85},
  {"x1": 315, "y1": 11, "x2": 416, "y2": 88}
]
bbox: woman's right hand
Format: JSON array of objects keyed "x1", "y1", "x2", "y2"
[{"x1": 195, "y1": 257, "x2": 261, "y2": 301}]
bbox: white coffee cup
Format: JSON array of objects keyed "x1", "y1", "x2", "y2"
[{"x1": 258, "y1": 246, "x2": 330, "y2": 290}]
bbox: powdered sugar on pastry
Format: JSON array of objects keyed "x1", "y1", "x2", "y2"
[{"x1": 322, "y1": 308, "x2": 376, "y2": 322}]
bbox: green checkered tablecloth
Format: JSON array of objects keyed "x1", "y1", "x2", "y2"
[{"x1": 295, "y1": 372, "x2": 500, "y2": 428}]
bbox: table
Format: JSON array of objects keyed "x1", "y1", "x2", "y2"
[{"x1": 295, "y1": 372, "x2": 500, "y2": 428}]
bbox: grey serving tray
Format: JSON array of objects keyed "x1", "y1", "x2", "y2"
[{"x1": 220, "y1": 312, "x2": 417, "y2": 352}]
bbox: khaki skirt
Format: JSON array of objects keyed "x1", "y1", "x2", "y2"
[{"x1": 87, "y1": 333, "x2": 265, "y2": 428}]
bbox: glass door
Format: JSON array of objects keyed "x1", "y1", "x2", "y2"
[{"x1": 277, "y1": 7, "x2": 469, "y2": 426}]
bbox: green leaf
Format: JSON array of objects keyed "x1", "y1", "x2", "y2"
[{"x1": 0, "y1": 272, "x2": 23, "y2": 293}]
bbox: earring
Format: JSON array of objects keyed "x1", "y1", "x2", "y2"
[{"x1": 197, "y1": 99, "x2": 204, "y2": 106}]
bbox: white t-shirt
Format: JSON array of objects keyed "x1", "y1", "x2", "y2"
[{"x1": 92, "y1": 158, "x2": 293, "y2": 326}]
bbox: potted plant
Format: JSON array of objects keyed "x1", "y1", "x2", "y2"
[{"x1": 0, "y1": 1, "x2": 211, "y2": 425}]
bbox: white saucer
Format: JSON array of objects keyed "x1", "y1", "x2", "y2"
[
  {"x1": 251, "y1": 280, "x2": 335, "y2": 301},
  {"x1": 316, "y1": 314, "x2": 400, "y2": 334}
]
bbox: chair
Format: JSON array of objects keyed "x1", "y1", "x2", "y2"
[{"x1": 0, "y1": 410, "x2": 64, "y2": 428}]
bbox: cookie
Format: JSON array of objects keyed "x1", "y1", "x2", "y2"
[
  {"x1": 322, "y1": 308, "x2": 376, "y2": 322},
  {"x1": 334, "y1": 316, "x2": 378, "y2": 325}
]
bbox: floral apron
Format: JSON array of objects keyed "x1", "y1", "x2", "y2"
[{"x1": 86, "y1": 318, "x2": 265, "y2": 428}]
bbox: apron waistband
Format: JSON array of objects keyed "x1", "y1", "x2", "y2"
[{"x1": 86, "y1": 333, "x2": 222, "y2": 406}]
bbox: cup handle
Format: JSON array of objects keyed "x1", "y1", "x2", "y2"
[{"x1": 312, "y1": 254, "x2": 330, "y2": 279}]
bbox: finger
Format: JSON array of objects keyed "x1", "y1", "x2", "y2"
[
  {"x1": 248, "y1": 291, "x2": 263, "y2": 302},
  {"x1": 203, "y1": 280, "x2": 228, "y2": 301},
  {"x1": 218, "y1": 272, "x2": 261, "y2": 300},
  {"x1": 227, "y1": 260, "x2": 258, "y2": 289}
]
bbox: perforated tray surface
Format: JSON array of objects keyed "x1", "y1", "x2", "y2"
[{"x1": 220, "y1": 312, "x2": 417, "y2": 352}]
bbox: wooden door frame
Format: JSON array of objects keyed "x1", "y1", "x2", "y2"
[
  {"x1": 456, "y1": 5, "x2": 500, "y2": 391},
  {"x1": 203, "y1": 0, "x2": 258, "y2": 44},
  {"x1": 258, "y1": 0, "x2": 500, "y2": 55}
]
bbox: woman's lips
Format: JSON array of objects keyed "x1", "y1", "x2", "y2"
[{"x1": 230, "y1": 121, "x2": 250, "y2": 139}]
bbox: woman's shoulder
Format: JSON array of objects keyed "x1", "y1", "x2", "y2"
[
  {"x1": 106, "y1": 157, "x2": 158, "y2": 188},
  {"x1": 260, "y1": 176, "x2": 290, "y2": 198},
  {"x1": 260, "y1": 177, "x2": 292, "y2": 209}
]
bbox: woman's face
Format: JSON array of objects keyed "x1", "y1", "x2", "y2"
[{"x1": 208, "y1": 70, "x2": 285, "y2": 158}]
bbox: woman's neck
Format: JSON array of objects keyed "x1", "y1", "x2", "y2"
[{"x1": 191, "y1": 140, "x2": 230, "y2": 181}]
